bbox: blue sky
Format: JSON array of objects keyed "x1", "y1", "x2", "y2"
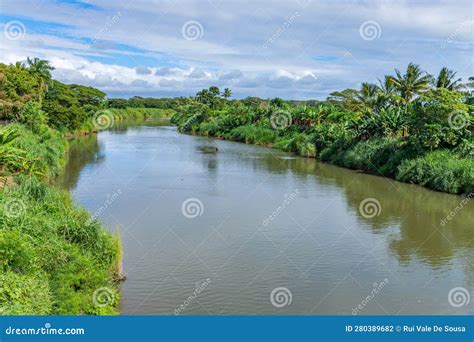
[{"x1": 1, "y1": 0, "x2": 472, "y2": 99}]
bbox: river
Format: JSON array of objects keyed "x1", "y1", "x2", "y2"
[{"x1": 57, "y1": 120, "x2": 474, "y2": 315}]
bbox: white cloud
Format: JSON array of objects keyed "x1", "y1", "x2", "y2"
[
  {"x1": 135, "y1": 66, "x2": 152, "y2": 75},
  {"x1": 1, "y1": 0, "x2": 472, "y2": 99}
]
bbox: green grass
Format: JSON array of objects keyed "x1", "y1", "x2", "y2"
[
  {"x1": 396, "y1": 150, "x2": 474, "y2": 194},
  {"x1": 0, "y1": 176, "x2": 120, "y2": 315},
  {"x1": 108, "y1": 108, "x2": 175, "y2": 120},
  {"x1": 0, "y1": 124, "x2": 120, "y2": 315},
  {"x1": 0, "y1": 124, "x2": 66, "y2": 180},
  {"x1": 227, "y1": 125, "x2": 277, "y2": 146},
  {"x1": 324, "y1": 137, "x2": 416, "y2": 176},
  {"x1": 273, "y1": 133, "x2": 317, "y2": 157}
]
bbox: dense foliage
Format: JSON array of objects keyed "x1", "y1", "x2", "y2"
[
  {"x1": 172, "y1": 66, "x2": 473, "y2": 195},
  {"x1": 0, "y1": 59, "x2": 121, "y2": 315}
]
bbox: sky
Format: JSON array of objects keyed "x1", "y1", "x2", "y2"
[{"x1": 0, "y1": 0, "x2": 473, "y2": 99}]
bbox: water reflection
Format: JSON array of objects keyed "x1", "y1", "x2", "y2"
[{"x1": 55, "y1": 134, "x2": 103, "y2": 189}]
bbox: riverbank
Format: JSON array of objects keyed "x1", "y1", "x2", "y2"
[
  {"x1": 171, "y1": 102, "x2": 473, "y2": 195},
  {"x1": 0, "y1": 123, "x2": 122, "y2": 315}
]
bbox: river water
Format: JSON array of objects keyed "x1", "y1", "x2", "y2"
[{"x1": 57, "y1": 121, "x2": 474, "y2": 315}]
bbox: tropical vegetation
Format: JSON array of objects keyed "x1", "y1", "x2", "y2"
[
  {"x1": 172, "y1": 64, "x2": 473, "y2": 195},
  {"x1": 0, "y1": 58, "x2": 472, "y2": 315},
  {"x1": 0, "y1": 59, "x2": 122, "y2": 315}
]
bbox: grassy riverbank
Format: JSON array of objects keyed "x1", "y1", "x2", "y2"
[
  {"x1": 172, "y1": 66, "x2": 473, "y2": 195},
  {"x1": 0, "y1": 59, "x2": 121, "y2": 315},
  {"x1": 108, "y1": 107, "x2": 176, "y2": 120},
  {"x1": 0, "y1": 124, "x2": 121, "y2": 315}
]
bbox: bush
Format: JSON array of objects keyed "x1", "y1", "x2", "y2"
[
  {"x1": 228, "y1": 125, "x2": 276, "y2": 145},
  {"x1": 340, "y1": 137, "x2": 402, "y2": 174},
  {"x1": 0, "y1": 230, "x2": 36, "y2": 273},
  {"x1": 396, "y1": 150, "x2": 474, "y2": 194},
  {"x1": 274, "y1": 133, "x2": 317, "y2": 157},
  {"x1": 16, "y1": 101, "x2": 48, "y2": 134},
  {"x1": 0, "y1": 124, "x2": 66, "y2": 180}
]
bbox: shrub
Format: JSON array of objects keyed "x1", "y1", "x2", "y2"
[
  {"x1": 274, "y1": 133, "x2": 317, "y2": 157},
  {"x1": 228, "y1": 125, "x2": 276, "y2": 145},
  {"x1": 396, "y1": 150, "x2": 474, "y2": 194},
  {"x1": 0, "y1": 124, "x2": 66, "y2": 180},
  {"x1": 340, "y1": 137, "x2": 402, "y2": 174}
]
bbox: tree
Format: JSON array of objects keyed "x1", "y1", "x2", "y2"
[
  {"x1": 26, "y1": 57, "x2": 54, "y2": 100},
  {"x1": 376, "y1": 75, "x2": 401, "y2": 108},
  {"x1": 69, "y1": 84, "x2": 106, "y2": 106},
  {"x1": 269, "y1": 97, "x2": 285, "y2": 108},
  {"x1": 42, "y1": 80, "x2": 87, "y2": 130},
  {"x1": 356, "y1": 82, "x2": 378, "y2": 110},
  {"x1": 0, "y1": 62, "x2": 40, "y2": 119},
  {"x1": 195, "y1": 86, "x2": 224, "y2": 109},
  {"x1": 434, "y1": 67, "x2": 464, "y2": 90},
  {"x1": 327, "y1": 88, "x2": 363, "y2": 112},
  {"x1": 14, "y1": 61, "x2": 26, "y2": 70},
  {"x1": 222, "y1": 88, "x2": 232, "y2": 100},
  {"x1": 378, "y1": 75, "x2": 397, "y2": 97},
  {"x1": 209, "y1": 86, "x2": 220, "y2": 96},
  {"x1": 387, "y1": 63, "x2": 432, "y2": 107}
]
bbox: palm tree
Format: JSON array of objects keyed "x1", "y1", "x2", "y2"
[
  {"x1": 466, "y1": 76, "x2": 474, "y2": 89},
  {"x1": 356, "y1": 82, "x2": 378, "y2": 110},
  {"x1": 26, "y1": 57, "x2": 55, "y2": 98},
  {"x1": 434, "y1": 67, "x2": 464, "y2": 90},
  {"x1": 14, "y1": 61, "x2": 26, "y2": 70},
  {"x1": 222, "y1": 88, "x2": 232, "y2": 100},
  {"x1": 375, "y1": 75, "x2": 400, "y2": 108},
  {"x1": 378, "y1": 75, "x2": 397, "y2": 97},
  {"x1": 387, "y1": 63, "x2": 432, "y2": 107}
]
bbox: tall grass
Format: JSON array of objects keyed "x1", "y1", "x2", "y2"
[
  {"x1": 108, "y1": 108, "x2": 175, "y2": 120},
  {"x1": 397, "y1": 150, "x2": 473, "y2": 194},
  {"x1": 0, "y1": 124, "x2": 120, "y2": 315},
  {"x1": 0, "y1": 176, "x2": 120, "y2": 315},
  {"x1": 227, "y1": 125, "x2": 277, "y2": 146},
  {"x1": 0, "y1": 124, "x2": 66, "y2": 180}
]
